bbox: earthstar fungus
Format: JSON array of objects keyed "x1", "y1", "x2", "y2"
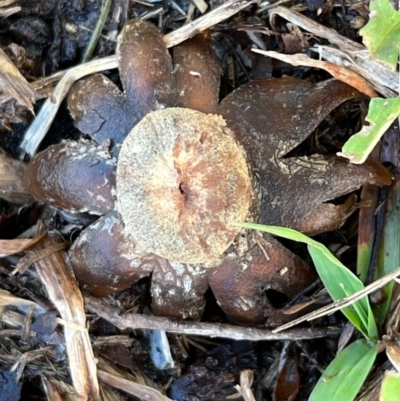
[{"x1": 23, "y1": 18, "x2": 391, "y2": 325}]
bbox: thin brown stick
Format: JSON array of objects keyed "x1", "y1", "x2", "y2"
[
  {"x1": 84, "y1": 295, "x2": 340, "y2": 341},
  {"x1": 20, "y1": 0, "x2": 255, "y2": 157},
  {"x1": 269, "y1": 6, "x2": 398, "y2": 97},
  {"x1": 253, "y1": 49, "x2": 377, "y2": 98}
]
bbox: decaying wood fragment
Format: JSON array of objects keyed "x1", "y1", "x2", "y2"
[
  {"x1": 32, "y1": 233, "x2": 100, "y2": 401},
  {"x1": 0, "y1": 48, "x2": 34, "y2": 111},
  {"x1": 0, "y1": 149, "x2": 33, "y2": 205}
]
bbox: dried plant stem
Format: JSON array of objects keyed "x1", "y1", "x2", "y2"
[
  {"x1": 98, "y1": 370, "x2": 174, "y2": 401},
  {"x1": 239, "y1": 370, "x2": 257, "y2": 401},
  {"x1": 269, "y1": 6, "x2": 398, "y2": 97},
  {"x1": 274, "y1": 266, "x2": 400, "y2": 333},
  {"x1": 33, "y1": 234, "x2": 100, "y2": 400},
  {"x1": 253, "y1": 49, "x2": 377, "y2": 98},
  {"x1": 82, "y1": 0, "x2": 113, "y2": 63},
  {"x1": 84, "y1": 295, "x2": 340, "y2": 341},
  {"x1": 20, "y1": 0, "x2": 254, "y2": 157}
]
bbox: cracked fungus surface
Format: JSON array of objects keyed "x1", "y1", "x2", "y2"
[{"x1": 116, "y1": 108, "x2": 252, "y2": 264}]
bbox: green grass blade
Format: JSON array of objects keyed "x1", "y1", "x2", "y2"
[
  {"x1": 235, "y1": 223, "x2": 378, "y2": 340},
  {"x1": 380, "y1": 372, "x2": 400, "y2": 401},
  {"x1": 308, "y1": 246, "x2": 376, "y2": 339},
  {"x1": 375, "y1": 175, "x2": 400, "y2": 324},
  {"x1": 309, "y1": 339, "x2": 377, "y2": 401}
]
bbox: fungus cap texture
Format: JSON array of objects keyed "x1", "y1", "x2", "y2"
[{"x1": 116, "y1": 108, "x2": 251, "y2": 264}]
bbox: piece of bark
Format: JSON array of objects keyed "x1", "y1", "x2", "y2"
[
  {"x1": 0, "y1": 148, "x2": 33, "y2": 205},
  {"x1": 0, "y1": 48, "x2": 34, "y2": 112},
  {"x1": 32, "y1": 233, "x2": 99, "y2": 400}
]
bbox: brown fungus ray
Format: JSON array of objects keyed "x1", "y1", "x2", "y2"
[
  {"x1": 173, "y1": 31, "x2": 221, "y2": 114},
  {"x1": 117, "y1": 19, "x2": 176, "y2": 116},
  {"x1": 69, "y1": 213, "x2": 155, "y2": 297},
  {"x1": 23, "y1": 140, "x2": 116, "y2": 215},
  {"x1": 67, "y1": 74, "x2": 139, "y2": 146},
  {"x1": 150, "y1": 258, "x2": 209, "y2": 320},
  {"x1": 218, "y1": 77, "x2": 392, "y2": 235},
  {"x1": 207, "y1": 232, "x2": 317, "y2": 326},
  {"x1": 67, "y1": 19, "x2": 176, "y2": 146}
]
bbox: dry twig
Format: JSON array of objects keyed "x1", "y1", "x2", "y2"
[
  {"x1": 239, "y1": 370, "x2": 257, "y2": 401},
  {"x1": 269, "y1": 6, "x2": 398, "y2": 97},
  {"x1": 274, "y1": 266, "x2": 400, "y2": 333},
  {"x1": 85, "y1": 295, "x2": 341, "y2": 341},
  {"x1": 253, "y1": 49, "x2": 378, "y2": 98}
]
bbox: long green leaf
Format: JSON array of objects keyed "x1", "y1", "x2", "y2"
[
  {"x1": 235, "y1": 223, "x2": 378, "y2": 340},
  {"x1": 375, "y1": 176, "x2": 400, "y2": 324},
  {"x1": 380, "y1": 371, "x2": 400, "y2": 401},
  {"x1": 309, "y1": 339, "x2": 377, "y2": 401}
]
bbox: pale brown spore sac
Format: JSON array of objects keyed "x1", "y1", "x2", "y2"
[
  {"x1": 117, "y1": 19, "x2": 176, "y2": 117},
  {"x1": 151, "y1": 258, "x2": 209, "y2": 320},
  {"x1": 208, "y1": 233, "x2": 317, "y2": 325},
  {"x1": 69, "y1": 213, "x2": 155, "y2": 297},
  {"x1": 23, "y1": 140, "x2": 116, "y2": 215},
  {"x1": 173, "y1": 31, "x2": 221, "y2": 113},
  {"x1": 116, "y1": 108, "x2": 252, "y2": 265}
]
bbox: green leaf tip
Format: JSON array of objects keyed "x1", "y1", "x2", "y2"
[
  {"x1": 338, "y1": 97, "x2": 400, "y2": 164},
  {"x1": 360, "y1": 0, "x2": 400, "y2": 70}
]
